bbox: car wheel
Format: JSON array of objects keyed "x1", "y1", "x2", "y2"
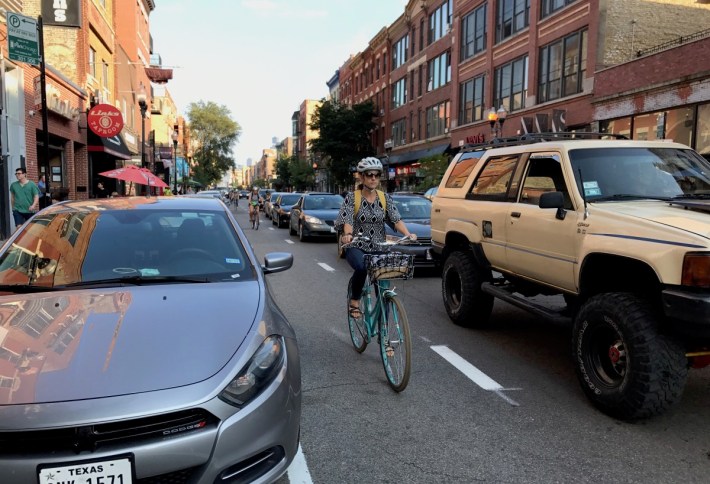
[
  {"x1": 441, "y1": 250, "x2": 493, "y2": 327},
  {"x1": 289, "y1": 219, "x2": 297, "y2": 235},
  {"x1": 299, "y1": 223, "x2": 308, "y2": 242},
  {"x1": 272, "y1": 213, "x2": 277, "y2": 226},
  {"x1": 572, "y1": 293, "x2": 688, "y2": 420},
  {"x1": 337, "y1": 230, "x2": 346, "y2": 258}
]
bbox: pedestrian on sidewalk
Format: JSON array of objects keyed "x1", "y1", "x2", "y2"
[{"x1": 10, "y1": 167, "x2": 39, "y2": 230}]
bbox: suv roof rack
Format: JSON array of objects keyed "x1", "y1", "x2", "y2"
[{"x1": 458, "y1": 132, "x2": 629, "y2": 153}]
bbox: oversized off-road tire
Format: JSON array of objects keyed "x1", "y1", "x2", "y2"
[
  {"x1": 441, "y1": 251, "x2": 493, "y2": 327},
  {"x1": 572, "y1": 293, "x2": 688, "y2": 420}
]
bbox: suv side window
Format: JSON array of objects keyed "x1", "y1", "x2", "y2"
[
  {"x1": 467, "y1": 154, "x2": 520, "y2": 200},
  {"x1": 519, "y1": 156, "x2": 573, "y2": 209},
  {"x1": 445, "y1": 151, "x2": 484, "y2": 188}
]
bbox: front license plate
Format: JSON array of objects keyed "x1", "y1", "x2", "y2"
[{"x1": 38, "y1": 456, "x2": 133, "y2": 484}]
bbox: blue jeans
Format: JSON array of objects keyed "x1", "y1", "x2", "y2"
[{"x1": 346, "y1": 248, "x2": 384, "y2": 301}]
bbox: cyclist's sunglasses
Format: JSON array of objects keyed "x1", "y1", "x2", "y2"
[{"x1": 363, "y1": 171, "x2": 380, "y2": 178}]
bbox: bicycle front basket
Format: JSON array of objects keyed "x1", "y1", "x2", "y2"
[{"x1": 364, "y1": 252, "x2": 415, "y2": 280}]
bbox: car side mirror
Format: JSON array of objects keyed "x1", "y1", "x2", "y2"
[
  {"x1": 262, "y1": 252, "x2": 293, "y2": 274},
  {"x1": 539, "y1": 191, "x2": 566, "y2": 220}
]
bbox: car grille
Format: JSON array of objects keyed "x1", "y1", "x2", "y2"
[
  {"x1": 138, "y1": 466, "x2": 200, "y2": 483},
  {"x1": 0, "y1": 409, "x2": 219, "y2": 455},
  {"x1": 413, "y1": 237, "x2": 431, "y2": 245},
  {"x1": 325, "y1": 220, "x2": 335, "y2": 226}
]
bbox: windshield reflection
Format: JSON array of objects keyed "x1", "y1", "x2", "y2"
[{"x1": 0, "y1": 209, "x2": 254, "y2": 289}]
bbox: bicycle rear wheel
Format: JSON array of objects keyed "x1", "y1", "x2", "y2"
[
  {"x1": 347, "y1": 278, "x2": 368, "y2": 353},
  {"x1": 379, "y1": 295, "x2": 411, "y2": 392}
]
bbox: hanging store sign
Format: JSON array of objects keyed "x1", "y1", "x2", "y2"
[
  {"x1": 88, "y1": 104, "x2": 124, "y2": 137},
  {"x1": 42, "y1": 0, "x2": 82, "y2": 28}
]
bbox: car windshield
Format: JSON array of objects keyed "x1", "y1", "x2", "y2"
[
  {"x1": 303, "y1": 195, "x2": 344, "y2": 210},
  {"x1": 279, "y1": 194, "x2": 301, "y2": 206},
  {"x1": 0, "y1": 209, "x2": 255, "y2": 290},
  {"x1": 569, "y1": 147, "x2": 710, "y2": 201},
  {"x1": 392, "y1": 197, "x2": 432, "y2": 219}
]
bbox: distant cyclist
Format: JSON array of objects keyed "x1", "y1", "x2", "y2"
[
  {"x1": 336, "y1": 157, "x2": 415, "y2": 319},
  {"x1": 248, "y1": 186, "x2": 262, "y2": 229}
]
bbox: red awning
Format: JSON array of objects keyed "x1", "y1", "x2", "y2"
[{"x1": 146, "y1": 67, "x2": 173, "y2": 84}]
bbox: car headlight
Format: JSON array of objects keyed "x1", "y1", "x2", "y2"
[
  {"x1": 682, "y1": 253, "x2": 710, "y2": 288},
  {"x1": 304, "y1": 215, "x2": 323, "y2": 224},
  {"x1": 219, "y1": 335, "x2": 285, "y2": 407}
]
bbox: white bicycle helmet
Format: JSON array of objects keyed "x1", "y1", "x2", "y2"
[{"x1": 357, "y1": 157, "x2": 383, "y2": 173}]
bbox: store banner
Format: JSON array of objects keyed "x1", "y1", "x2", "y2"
[{"x1": 42, "y1": 0, "x2": 82, "y2": 28}]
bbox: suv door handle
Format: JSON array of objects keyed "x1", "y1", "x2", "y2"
[{"x1": 511, "y1": 211, "x2": 521, "y2": 218}]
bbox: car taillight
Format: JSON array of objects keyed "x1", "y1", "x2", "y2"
[{"x1": 681, "y1": 253, "x2": 710, "y2": 288}]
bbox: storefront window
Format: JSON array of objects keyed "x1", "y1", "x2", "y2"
[
  {"x1": 634, "y1": 112, "x2": 665, "y2": 141},
  {"x1": 599, "y1": 117, "x2": 631, "y2": 138},
  {"x1": 665, "y1": 106, "x2": 694, "y2": 146},
  {"x1": 696, "y1": 103, "x2": 710, "y2": 158}
]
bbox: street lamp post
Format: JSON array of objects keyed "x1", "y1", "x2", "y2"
[
  {"x1": 487, "y1": 106, "x2": 508, "y2": 139},
  {"x1": 137, "y1": 89, "x2": 148, "y2": 195},
  {"x1": 172, "y1": 129, "x2": 179, "y2": 194}
]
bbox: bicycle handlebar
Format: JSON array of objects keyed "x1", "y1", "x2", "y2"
[{"x1": 342, "y1": 233, "x2": 414, "y2": 250}]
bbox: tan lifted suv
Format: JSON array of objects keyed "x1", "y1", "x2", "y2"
[{"x1": 431, "y1": 133, "x2": 710, "y2": 420}]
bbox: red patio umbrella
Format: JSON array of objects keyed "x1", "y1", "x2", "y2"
[{"x1": 99, "y1": 165, "x2": 168, "y2": 188}]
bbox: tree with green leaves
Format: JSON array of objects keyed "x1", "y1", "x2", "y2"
[
  {"x1": 186, "y1": 101, "x2": 241, "y2": 187},
  {"x1": 275, "y1": 155, "x2": 293, "y2": 190},
  {"x1": 289, "y1": 158, "x2": 316, "y2": 191},
  {"x1": 308, "y1": 100, "x2": 376, "y2": 189}
]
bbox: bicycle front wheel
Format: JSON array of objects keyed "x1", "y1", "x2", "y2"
[
  {"x1": 379, "y1": 295, "x2": 411, "y2": 392},
  {"x1": 347, "y1": 278, "x2": 368, "y2": 353}
]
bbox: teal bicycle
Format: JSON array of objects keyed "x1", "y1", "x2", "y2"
[{"x1": 345, "y1": 235, "x2": 414, "y2": 392}]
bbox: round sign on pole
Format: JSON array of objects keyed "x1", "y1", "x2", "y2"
[{"x1": 88, "y1": 103, "x2": 124, "y2": 137}]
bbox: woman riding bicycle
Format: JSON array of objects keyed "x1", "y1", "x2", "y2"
[
  {"x1": 248, "y1": 186, "x2": 262, "y2": 229},
  {"x1": 336, "y1": 157, "x2": 416, "y2": 319}
]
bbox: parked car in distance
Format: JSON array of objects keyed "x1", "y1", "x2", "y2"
[
  {"x1": 423, "y1": 186, "x2": 438, "y2": 200},
  {"x1": 182, "y1": 189, "x2": 223, "y2": 200},
  {"x1": 289, "y1": 193, "x2": 344, "y2": 241},
  {"x1": 385, "y1": 194, "x2": 436, "y2": 268},
  {"x1": 0, "y1": 196, "x2": 301, "y2": 483},
  {"x1": 272, "y1": 192, "x2": 303, "y2": 228},
  {"x1": 264, "y1": 192, "x2": 283, "y2": 220}
]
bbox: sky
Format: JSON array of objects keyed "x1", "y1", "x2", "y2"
[{"x1": 149, "y1": 0, "x2": 408, "y2": 167}]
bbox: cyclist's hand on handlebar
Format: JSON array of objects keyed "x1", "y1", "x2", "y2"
[
  {"x1": 406, "y1": 233, "x2": 417, "y2": 242},
  {"x1": 341, "y1": 232, "x2": 354, "y2": 244}
]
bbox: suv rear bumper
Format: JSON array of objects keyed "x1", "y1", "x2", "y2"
[{"x1": 662, "y1": 287, "x2": 710, "y2": 337}]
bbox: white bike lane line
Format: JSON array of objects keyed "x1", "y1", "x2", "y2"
[
  {"x1": 287, "y1": 444, "x2": 314, "y2": 483},
  {"x1": 431, "y1": 345, "x2": 521, "y2": 406}
]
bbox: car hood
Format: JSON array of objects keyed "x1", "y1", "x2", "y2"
[
  {"x1": 593, "y1": 199, "x2": 710, "y2": 238},
  {"x1": 386, "y1": 219, "x2": 431, "y2": 237},
  {"x1": 303, "y1": 209, "x2": 340, "y2": 220},
  {"x1": 0, "y1": 282, "x2": 260, "y2": 404}
]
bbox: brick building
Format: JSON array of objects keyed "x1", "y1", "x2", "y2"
[{"x1": 334, "y1": 0, "x2": 710, "y2": 190}]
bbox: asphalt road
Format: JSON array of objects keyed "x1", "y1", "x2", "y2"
[{"x1": 231, "y1": 204, "x2": 710, "y2": 484}]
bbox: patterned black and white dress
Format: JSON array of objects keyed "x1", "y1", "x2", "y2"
[{"x1": 335, "y1": 191, "x2": 402, "y2": 253}]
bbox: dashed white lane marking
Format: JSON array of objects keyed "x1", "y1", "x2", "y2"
[
  {"x1": 287, "y1": 444, "x2": 314, "y2": 483},
  {"x1": 285, "y1": 239, "x2": 295, "y2": 244},
  {"x1": 318, "y1": 262, "x2": 335, "y2": 272},
  {"x1": 431, "y1": 345, "x2": 520, "y2": 406}
]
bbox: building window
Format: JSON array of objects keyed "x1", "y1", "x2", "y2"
[
  {"x1": 89, "y1": 47, "x2": 96, "y2": 78},
  {"x1": 459, "y1": 75, "x2": 485, "y2": 126},
  {"x1": 102, "y1": 61, "x2": 109, "y2": 88},
  {"x1": 392, "y1": 118, "x2": 407, "y2": 147},
  {"x1": 538, "y1": 29, "x2": 587, "y2": 103},
  {"x1": 420, "y1": 19, "x2": 425, "y2": 51},
  {"x1": 392, "y1": 34, "x2": 409, "y2": 70},
  {"x1": 697, "y1": 103, "x2": 710, "y2": 159},
  {"x1": 392, "y1": 77, "x2": 407, "y2": 108},
  {"x1": 410, "y1": 71, "x2": 415, "y2": 102},
  {"x1": 494, "y1": 55, "x2": 528, "y2": 112},
  {"x1": 496, "y1": 0, "x2": 530, "y2": 43},
  {"x1": 427, "y1": 51, "x2": 451, "y2": 92},
  {"x1": 460, "y1": 3, "x2": 487, "y2": 61},
  {"x1": 426, "y1": 100, "x2": 451, "y2": 138},
  {"x1": 376, "y1": 58, "x2": 380, "y2": 79},
  {"x1": 541, "y1": 0, "x2": 577, "y2": 19},
  {"x1": 428, "y1": 0, "x2": 453, "y2": 45}
]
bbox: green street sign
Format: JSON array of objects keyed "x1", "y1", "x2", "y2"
[{"x1": 6, "y1": 12, "x2": 39, "y2": 66}]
